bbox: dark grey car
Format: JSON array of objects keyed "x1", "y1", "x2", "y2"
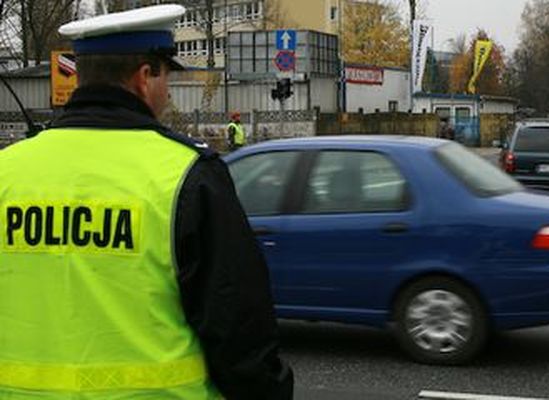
[{"x1": 500, "y1": 120, "x2": 549, "y2": 190}]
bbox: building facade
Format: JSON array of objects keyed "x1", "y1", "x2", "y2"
[{"x1": 171, "y1": 0, "x2": 342, "y2": 68}]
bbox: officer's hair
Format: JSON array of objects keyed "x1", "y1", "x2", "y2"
[{"x1": 76, "y1": 53, "x2": 163, "y2": 87}]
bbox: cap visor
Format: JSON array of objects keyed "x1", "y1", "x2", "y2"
[{"x1": 166, "y1": 55, "x2": 186, "y2": 71}]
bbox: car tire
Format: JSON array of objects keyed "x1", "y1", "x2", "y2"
[{"x1": 393, "y1": 276, "x2": 488, "y2": 365}]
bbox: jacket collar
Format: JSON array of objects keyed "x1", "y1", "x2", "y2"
[{"x1": 51, "y1": 84, "x2": 162, "y2": 130}]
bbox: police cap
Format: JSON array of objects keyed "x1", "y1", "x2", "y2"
[{"x1": 58, "y1": 4, "x2": 186, "y2": 70}]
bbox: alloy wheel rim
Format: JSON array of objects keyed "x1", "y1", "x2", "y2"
[{"x1": 405, "y1": 289, "x2": 473, "y2": 354}]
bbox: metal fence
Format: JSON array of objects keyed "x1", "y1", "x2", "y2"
[{"x1": 1, "y1": 109, "x2": 491, "y2": 152}]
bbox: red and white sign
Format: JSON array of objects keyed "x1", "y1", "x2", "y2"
[
  {"x1": 274, "y1": 50, "x2": 296, "y2": 72},
  {"x1": 345, "y1": 66, "x2": 384, "y2": 85}
]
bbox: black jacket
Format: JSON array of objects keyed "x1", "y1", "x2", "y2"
[{"x1": 51, "y1": 85, "x2": 294, "y2": 400}]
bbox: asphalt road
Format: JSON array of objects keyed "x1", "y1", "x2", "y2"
[{"x1": 279, "y1": 321, "x2": 549, "y2": 400}]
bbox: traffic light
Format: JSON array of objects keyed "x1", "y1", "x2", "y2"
[{"x1": 271, "y1": 78, "x2": 294, "y2": 101}]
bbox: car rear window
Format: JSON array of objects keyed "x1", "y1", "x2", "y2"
[
  {"x1": 435, "y1": 143, "x2": 522, "y2": 197},
  {"x1": 514, "y1": 127, "x2": 549, "y2": 152}
]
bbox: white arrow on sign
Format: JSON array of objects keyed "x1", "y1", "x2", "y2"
[{"x1": 281, "y1": 31, "x2": 292, "y2": 50}]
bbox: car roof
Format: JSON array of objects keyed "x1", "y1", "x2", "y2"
[
  {"x1": 516, "y1": 119, "x2": 549, "y2": 128},
  {"x1": 237, "y1": 135, "x2": 445, "y2": 153}
]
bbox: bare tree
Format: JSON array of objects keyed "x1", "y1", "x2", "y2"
[
  {"x1": 448, "y1": 34, "x2": 467, "y2": 55},
  {"x1": 203, "y1": 0, "x2": 215, "y2": 68},
  {"x1": 0, "y1": 0, "x2": 8, "y2": 22},
  {"x1": 508, "y1": 0, "x2": 549, "y2": 114},
  {"x1": 0, "y1": 0, "x2": 86, "y2": 67}
]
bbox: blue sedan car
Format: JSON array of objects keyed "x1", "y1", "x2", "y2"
[{"x1": 224, "y1": 136, "x2": 549, "y2": 365}]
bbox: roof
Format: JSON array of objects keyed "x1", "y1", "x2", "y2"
[
  {"x1": 516, "y1": 119, "x2": 549, "y2": 127},
  {"x1": 1, "y1": 64, "x2": 50, "y2": 78},
  {"x1": 481, "y1": 95, "x2": 519, "y2": 104},
  {"x1": 414, "y1": 92, "x2": 480, "y2": 101},
  {"x1": 344, "y1": 63, "x2": 409, "y2": 73},
  {"x1": 414, "y1": 92, "x2": 518, "y2": 104}
]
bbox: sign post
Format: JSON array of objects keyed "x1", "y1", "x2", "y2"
[{"x1": 273, "y1": 30, "x2": 298, "y2": 136}]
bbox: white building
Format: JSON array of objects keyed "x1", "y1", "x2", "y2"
[
  {"x1": 412, "y1": 93, "x2": 517, "y2": 119},
  {"x1": 344, "y1": 65, "x2": 411, "y2": 113},
  {"x1": 344, "y1": 63, "x2": 517, "y2": 118}
]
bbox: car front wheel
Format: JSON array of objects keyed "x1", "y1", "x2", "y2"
[{"x1": 394, "y1": 277, "x2": 488, "y2": 365}]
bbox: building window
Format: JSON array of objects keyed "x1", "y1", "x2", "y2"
[
  {"x1": 435, "y1": 107, "x2": 451, "y2": 120},
  {"x1": 175, "y1": 2, "x2": 264, "y2": 29},
  {"x1": 389, "y1": 101, "x2": 398, "y2": 112},
  {"x1": 178, "y1": 38, "x2": 228, "y2": 57},
  {"x1": 214, "y1": 37, "x2": 226, "y2": 55},
  {"x1": 330, "y1": 6, "x2": 338, "y2": 21}
]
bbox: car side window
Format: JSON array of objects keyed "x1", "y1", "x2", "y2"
[
  {"x1": 302, "y1": 151, "x2": 408, "y2": 214},
  {"x1": 228, "y1": 151, "x2": 300, "y2": 216}
]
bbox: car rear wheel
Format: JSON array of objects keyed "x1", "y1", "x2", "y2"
[{"x1": 394, "y1": 277, "x2": 488, "y2": 365}]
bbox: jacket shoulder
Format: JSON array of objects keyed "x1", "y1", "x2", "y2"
[{"x1": 156, "y1": 128, "x2": 218, "y2": 159}]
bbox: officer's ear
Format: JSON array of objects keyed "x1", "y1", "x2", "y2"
[{"x1": 126, "y1": 63, "x2": 152, "y2": 100}]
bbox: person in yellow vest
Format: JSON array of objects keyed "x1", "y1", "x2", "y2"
[
  {"x1": 227, "y1": 111, "x2": 246, "y2": 151},
  {"x1": 0, "y1": 5, "x2": 293, "y2": 400}
]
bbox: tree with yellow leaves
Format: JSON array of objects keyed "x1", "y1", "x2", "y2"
[
  {"x1": 449, "y1": 30, "x2": 506, "y2": 95},
  {"x1": 342, "y1": 0, "x2": 409, "y2": 68}
]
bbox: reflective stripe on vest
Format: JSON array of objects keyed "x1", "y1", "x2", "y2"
[
  {"x1": 228, "y1": 122, "x2": 245, "y2": 145},
  {"x1": 0, "y1": 354, "x2": 206, "y2": 391}
]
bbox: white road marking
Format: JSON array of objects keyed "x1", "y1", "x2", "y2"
[{"x1": 418, "y1": 391, "x2": 549, "y2": 400}]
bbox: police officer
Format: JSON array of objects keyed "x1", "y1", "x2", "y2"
[
  {"x1": 227, "y1": 111, "x2": 246, "y2": 151},
  {"x1": 0, "y1": 5, "x2": 293, "y2": 400}
]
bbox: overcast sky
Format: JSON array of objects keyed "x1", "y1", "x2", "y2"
[{"x1": 420, "y1": 0, "x2": 530, "y2": 55}]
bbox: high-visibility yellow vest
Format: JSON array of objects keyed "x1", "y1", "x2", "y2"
[
  {"x1": 0, "y1": 128, "x2": 220, "y2": 399},
  {"x1": 227, "y1": 122, "x2": 245, "y2": 146}
]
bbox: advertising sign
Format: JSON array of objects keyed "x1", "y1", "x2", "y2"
[
  {"x1": 51, "y1": 51, "x2": 77, "y2": 107},
  {"x1": 467, "y1": 40, "x2": 493, "y2": 94},
  {"x1": 345, "y1": 66, "x2": 384, "y2": 85},
  {"x1": 411, "y1": 20, "x2": 432, "y2": 94}
]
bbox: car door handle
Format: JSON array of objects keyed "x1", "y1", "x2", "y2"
[
  {"x1": 383, "y1": 222, "x2": 409, "y2": 234},
  {"x1": 253, "y1": 226, "x2": 275, "y2": 236}
]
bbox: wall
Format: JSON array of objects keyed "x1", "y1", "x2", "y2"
[
  {"x1": 480, "y1": 114, "x2": 515, "y2": 147},
  {"x1": 169, "y1": 76, "x2": 337, "y2": 113},
  {"x1": 278, "y1": 0, "x2": 335, "y2": 33},
  {"x1": 317, "y1": 112, "x2": 439, "y2": 137},
  {"x1": 346, "y1": 69, "x2": 411, "y2": 113},
  {"x1": 310, "y1": 77, "x2": 338, "y2": 112},
  {"x1": 481, "y1": 100, "x2": 516, "y2": 114},
  {"x1": 413, "y1": 96, "x2": 517, "y2": 116},
  {"x1": 412, "y1": 96, "x2": 478, "y2": 115},
  {"x1": 0, "y1": 77, "x2": 50, "y2": 112}
]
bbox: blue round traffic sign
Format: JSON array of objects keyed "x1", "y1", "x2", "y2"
[{"x1": 274, "y1": 50, "x2": 296, "y2": 72}]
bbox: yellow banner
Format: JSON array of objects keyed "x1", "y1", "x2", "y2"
[
  {"x1": 50, "y1": 51, "x2": 78, "y2": 107},
  {"x1": 467, "y1": 40, "x2": 493, "y2": 94}
]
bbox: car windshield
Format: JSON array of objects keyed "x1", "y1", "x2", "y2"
[
  {"x1": 514, "y1": 127, "x2": 549, "y2": 152},
  {"x1": 435, "y1": 142, "x2": 522, "y2": 197}
]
